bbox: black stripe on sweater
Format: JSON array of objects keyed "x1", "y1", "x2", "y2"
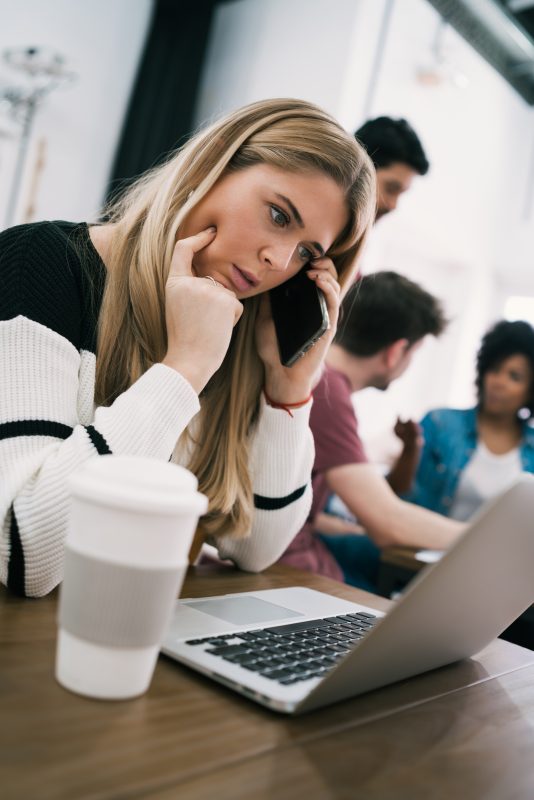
[
  {"x1": 7, "y1": 507, "x2": 26, "y2": 597},
  {"x1": 84, "y1": 425, "x2": 112, "y2": 455},
  {"x1": 0, "y1": 420, "x2": 73, "y2": 441},
  {"x1": 254, "y1": 484, "x2": 307, "y2": 510}
]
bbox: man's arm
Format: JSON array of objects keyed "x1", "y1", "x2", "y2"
[
  {"x1": 326, "y1": 462, "x2": 463, "y2": 550},
  {"x1": 314, "y1": 511, "x2": 365, "y2": 536}
]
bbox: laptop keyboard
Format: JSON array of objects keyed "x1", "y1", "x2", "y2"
[{"x1": 185, "y1": 611, "x2": 378, "y2": 685}]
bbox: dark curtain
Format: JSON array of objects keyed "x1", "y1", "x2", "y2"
[{"x1": 106, "y1": 0, "x2": 220, "y2": 200}]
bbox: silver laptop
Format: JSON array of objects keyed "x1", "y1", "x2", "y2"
[{"x1": 162, "y1": 474, "x2": 534, "y2": 714}]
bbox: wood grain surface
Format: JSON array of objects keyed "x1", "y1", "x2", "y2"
[{"x1": 2, "y1": 564, "x2": 534, "y2": 800}]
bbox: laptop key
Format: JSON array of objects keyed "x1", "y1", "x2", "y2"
[
  {"x1": 314, "y1": 646, "x2": 333, "y2": 657},
  {"x1": 206, "y1": 644, "x2": 252, "y2": 657},
  {"x1": 279, "y1": 656, "x2": 299, "y2": 666},
  {"x1": 321, "y1": 656, "x2": 338, "y2": 666},
  {"x1": 250, "y1": 659, "x2": 276, "y2": 671},
  {"x1": 231, "y1": 652, "x2": 261, "y2": 665},
  {"x1": 262, "y1": 668, "x2": 297, "y2": 681},
  {"x1": 289, "y1": 663, "x2": 313, "y2": 674},
  {"x1": 325, "y1": 644, "x2": 350, "y2": 654},
  {"x1": 235, "y1": 632, "x2": 261, "y2": 642},
  {"x1": 313, "y1": 636, "x2": 332, "y2": 645},
  {"x1": 205, "y1": 637, "x2": 232, "y2": 646},
  {"x1": 327, "y1": 633, "x2": 353, "y2": 643},
  {"x1": 264, "y1": 620, "x2": 330, "y2": 635}
]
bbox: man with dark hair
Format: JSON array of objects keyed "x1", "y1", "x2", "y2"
[
  {"x1": 279, "y1": 271, "x2": 462, "y2": 590},
  {"x1": 335, "y1": 271, "x2": 445, "y2": 386},
  {"x1": 355, "y1": 116, "x2": 429, "y2": 220}
]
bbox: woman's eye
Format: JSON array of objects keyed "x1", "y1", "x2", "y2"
[
  {"x1": 270, "y1": 205, "x2": 289, "y2": 227},
  {"x1": 297, "y1": 244, "x2": 313, "y2": 262}
]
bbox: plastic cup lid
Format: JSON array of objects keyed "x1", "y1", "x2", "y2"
[{"x1": 69, "y1": 455, "x2": 207, "y2": 515}]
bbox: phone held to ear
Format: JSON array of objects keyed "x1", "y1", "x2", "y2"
[{"x1": 269, "y1": 268, "x2": 329, "y2": 367}]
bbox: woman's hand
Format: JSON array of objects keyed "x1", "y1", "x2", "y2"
[
  {"x1": 393, "y1": 418, "x2": 424, "y2": 453},
  {"x1": 162, "y1": 228, "x2": 243, "y2": 393},
  {"x1": 256, "y1": 257, "x2": 341, "y2": 403}
]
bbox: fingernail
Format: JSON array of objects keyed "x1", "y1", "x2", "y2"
[{"x1": 207, "y1": 226, "x2": 216, "y2": 233}]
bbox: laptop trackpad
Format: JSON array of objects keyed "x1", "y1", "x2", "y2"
[{"x1": 185, "y1": 597, "x2": 303, "y2": 625}]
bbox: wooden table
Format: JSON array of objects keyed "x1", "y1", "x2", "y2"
[{"x1": 2, "y1": 564, "x2": 534, "y2": 800}]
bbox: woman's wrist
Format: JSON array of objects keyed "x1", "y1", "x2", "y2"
[
  {"x1": 264, "y1": 367, "x2": 313, "y2": 405},
  {"x1": 263, "y1": 388, "x2": 312, "y2": 416},
  {"x1": 161, "y1": 356, "x2": 204, "y2": 395},
  {"x1": 263, "y1": 372, "x2": 313, "y2": 405}
]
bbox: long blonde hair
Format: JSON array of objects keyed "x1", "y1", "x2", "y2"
[{"x1": 96, "y1": 98, "x2": 376, "y2": 543}]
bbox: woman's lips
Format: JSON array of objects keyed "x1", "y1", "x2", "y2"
[
  {"x1": 230, "y1": 264, "x2": 259, "y2": 292},
  {"x1": 484, "y1": 394, "x2": 508, "y2": 405}
]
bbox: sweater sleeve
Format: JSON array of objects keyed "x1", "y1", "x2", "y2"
[
  {"x1": 214, "y1": 398, "x2": 314, "y2": 571},
  {"x1": 0, "y1": 224, "x2": 200, "y2": 597},
  {"x1": 0, "y1": 318, "x2": 200, "y2": 597}
]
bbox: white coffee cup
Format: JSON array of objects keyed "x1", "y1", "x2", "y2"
[{"x1": 55, "y1": 455, "x2": 207, "y2": 700}]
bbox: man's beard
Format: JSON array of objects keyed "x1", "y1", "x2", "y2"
[{"x1": 370, "y1": 375, "x2": 390, "y2": 391}]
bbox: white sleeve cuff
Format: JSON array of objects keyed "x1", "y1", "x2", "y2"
[{"x1": 93, "y1": 364, "x2": 200, "y2": 460}]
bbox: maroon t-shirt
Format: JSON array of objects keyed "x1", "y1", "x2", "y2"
[{"x1": 279, "y1": 365, "x2": 368, "y2": 580}]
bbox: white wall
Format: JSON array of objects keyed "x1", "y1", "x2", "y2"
[
  {"x1": 2, "y1": 0, "x2": 532, "y2": 462},
  {"x1": 0, "y1": 0, "x2": 153, "y2": 228},
  {"x1": 194, "y1": 0, "x2": 389, "y2": 127},
  {"x1": 345, "y1": 0, "x2": 534, "y2": 458},
  {"x1": 195, "y1": 0, "x2": 534, "y2": 461}
]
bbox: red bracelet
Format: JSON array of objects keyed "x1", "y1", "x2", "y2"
[{"x1": 263, "y1": 388, "x2": 312, "y2": 417}]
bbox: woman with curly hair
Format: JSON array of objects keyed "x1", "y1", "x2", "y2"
[{"x1": 405, "y1": 320, "x2": 534, "y2": 520}]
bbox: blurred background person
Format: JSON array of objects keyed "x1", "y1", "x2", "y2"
[
  {"x1": 354, "y1": 116, "x2": 429, "y2": 221},
  {"x1": 278, "y1": 271, "x2": 460, "y2": 592},
  {"x1": 404, "y1": 320, "x2": 534, "y2": 521}
]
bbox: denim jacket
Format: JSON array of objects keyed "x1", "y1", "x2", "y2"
[{"x1": 404, "y1": 407, "x2": 534, "y2": 516}]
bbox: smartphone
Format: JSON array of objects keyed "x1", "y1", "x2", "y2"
[{"x1": 269, "y1": 267, "x2": 329, "y2": 367}]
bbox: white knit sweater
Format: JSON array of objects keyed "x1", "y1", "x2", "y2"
[{"x1": 0, "y1": 221, "x2": 314, "y2": 597}]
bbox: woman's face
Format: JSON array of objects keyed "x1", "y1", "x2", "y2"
[
  {"x1": 482, "y1": 354, "x2": 533, "y2": 416},
  {"x1": 180, "y1": 164, "x2": 349, "y2": 298}
]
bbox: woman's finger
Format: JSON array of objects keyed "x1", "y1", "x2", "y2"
[
  {"x1": 308, "y1": 270, "x2": 341, "y2": 298},
  {"x1": 308, "y1": 256, "x2": 338, "y2": 281},
  {"x1": 309, "y1": 272, "x2": 341, "y2": 327},
  {"x1": 168, "y1": 227, "x2": 216, "y2": 279}
]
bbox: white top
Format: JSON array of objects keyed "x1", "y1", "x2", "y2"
[
  {"x1": 1, "y1": 221, "x2": 314, "y2": 597},
  {"x1": 1, "y1": 316, "x2": 314, "y2": 596},
  {"x1": 449, "y1": 441, "x2": 523, "y2": 522}
]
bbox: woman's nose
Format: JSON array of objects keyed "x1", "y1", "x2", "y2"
[
  {"x1": 261, "y1": 244, "x2": 294, "y2": 272},
  {"x1": 487, "y1": 372, "x2": 507, "y2": 390}
]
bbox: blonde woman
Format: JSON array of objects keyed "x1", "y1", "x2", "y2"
[{"x1": 0, "y1": 98, "x2": 375, "y2": 597}]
